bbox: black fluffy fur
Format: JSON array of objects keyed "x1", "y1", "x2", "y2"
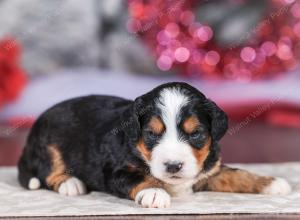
[{"x1": 18, "y1": 82, "x2": 228, "y2": 199}]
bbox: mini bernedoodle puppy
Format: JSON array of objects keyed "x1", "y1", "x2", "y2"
[{"x1": 18, "y1": 82, "x2": 291, "y2": 208}]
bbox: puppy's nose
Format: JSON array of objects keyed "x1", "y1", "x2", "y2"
[{"x1": 164, "y1": 161, "x2": 183, "y2": 174}]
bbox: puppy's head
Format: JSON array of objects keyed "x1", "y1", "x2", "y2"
[{"x1": 128, "y1": 82, "x2": 228, "y2": 185}]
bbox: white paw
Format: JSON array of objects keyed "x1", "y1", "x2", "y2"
[
  {"x1": 135, "y1": 188, "x2": 171, "y2": 208},
  {"x1": 58, "y1": 177, "x2": 87, "y2": 196},
  {"x1": 28, "y1": 177, "x2": 41, "y2": 190},
  {"x1": 262, "y1": 177, "x2": 292, "y2": 195}
]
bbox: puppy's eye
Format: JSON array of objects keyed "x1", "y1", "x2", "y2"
[
  {"x1": 190, "y1": 131, "x2": 200, "y2": 139},
  {"x1": 190, "y1": 130, "x2": 205, "y2": 139},
  {"x1": 147, "y1": 131, "x2": 162, "y2": 140}
]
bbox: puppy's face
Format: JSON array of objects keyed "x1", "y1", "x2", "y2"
[{"x1": 134, "y1": 84, "x2": 227, "y2": 185}]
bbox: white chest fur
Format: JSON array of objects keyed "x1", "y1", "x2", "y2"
[{"x1": 165, "y1": 179, "x2": 196, "y2": 197}]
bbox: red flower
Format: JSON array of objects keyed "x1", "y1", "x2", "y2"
[{"x1": 0, "y1": 38, "x2": 27, "y2": 109}]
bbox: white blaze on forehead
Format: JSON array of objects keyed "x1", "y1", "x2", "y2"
[{"x1": 156, "y1": 87, "x2": 189, "y2": 137}]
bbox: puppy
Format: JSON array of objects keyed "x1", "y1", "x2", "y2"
[{"x1": 18, "y1": 82, "x2": 291, "y2": 208}]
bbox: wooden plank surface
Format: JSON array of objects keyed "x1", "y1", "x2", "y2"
[{"x1": 1, "y1": 214, "x2": 300, "y2": 220}]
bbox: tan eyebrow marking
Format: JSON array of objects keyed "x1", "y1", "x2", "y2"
[
  {"x1": 148, "y1": 116, "x2": 165, "y2": 134},
  {"x1": 183, "y1": 116, "x2": 200, "y2": 134}
]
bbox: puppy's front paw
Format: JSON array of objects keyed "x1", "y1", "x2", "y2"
[
  {"x1": 58, "y1": 177, "x2": 87, "y2": 196},
  {"x1": 135, "y1": 188, "x2": 171, "y2": 208},
  {"x1": 262, "y1": 177, "x2": 292, "y2": 195}
]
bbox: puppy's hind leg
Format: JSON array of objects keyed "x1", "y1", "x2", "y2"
[
  {"x1": 46, "y1": 144, "x2": 87, "y2": 196},
  {"x1": 194, "y1": 165, "x2": 291, "y2": 195}
]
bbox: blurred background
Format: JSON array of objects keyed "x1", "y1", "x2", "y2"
[{"x1": 0, "y1": 0, "x2": 300, "y2": 166}]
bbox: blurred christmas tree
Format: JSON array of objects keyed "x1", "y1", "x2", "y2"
[{"x1": 128, "y1": 0, "x2": 300, "y2": 81}]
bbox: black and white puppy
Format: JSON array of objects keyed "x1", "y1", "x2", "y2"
[{"x1": 18, "y1": 82, "x2": 291, "y2": 208}]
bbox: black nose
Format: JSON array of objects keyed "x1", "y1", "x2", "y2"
[{"x1": 164, "y1": 161, "x2": 183, "y2": 174}]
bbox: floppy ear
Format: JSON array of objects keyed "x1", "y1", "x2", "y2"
[
  {"x1": 203, "y1": 99, "x2": 228, "y2": 142},
  {"x1": 121, "y1": 96, "x2": 145, "y2": 143}
]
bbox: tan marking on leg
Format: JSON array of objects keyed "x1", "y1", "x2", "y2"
[
  {"x1": 137, "y1": 138, "x2": 151, "y2": 161},
  {"x1": 205, "y1": 166, "x2": 274, "y2": 193},
  {"x1": 183, "y1": 116, "x2": 199, "y2": 134},
  {"x1": 149, "y1": 116, "x2": 165, "y2": 134},
  {"x1": 192, "y1": 137, "x2": 211, "y2": 167},
  {"x1": 129, "y1": 176, "x2": 163, "y2": 200},
  {"x1": 193, "y1": 159, "x2": 221, "y2": 192},
  {"x1": 46, "y1": 145, "x2": 70, "y2": 191}
]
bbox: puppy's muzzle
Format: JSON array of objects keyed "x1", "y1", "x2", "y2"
[{"x1": 164, "y1": 161, "x2": 183, "y2": 174}]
